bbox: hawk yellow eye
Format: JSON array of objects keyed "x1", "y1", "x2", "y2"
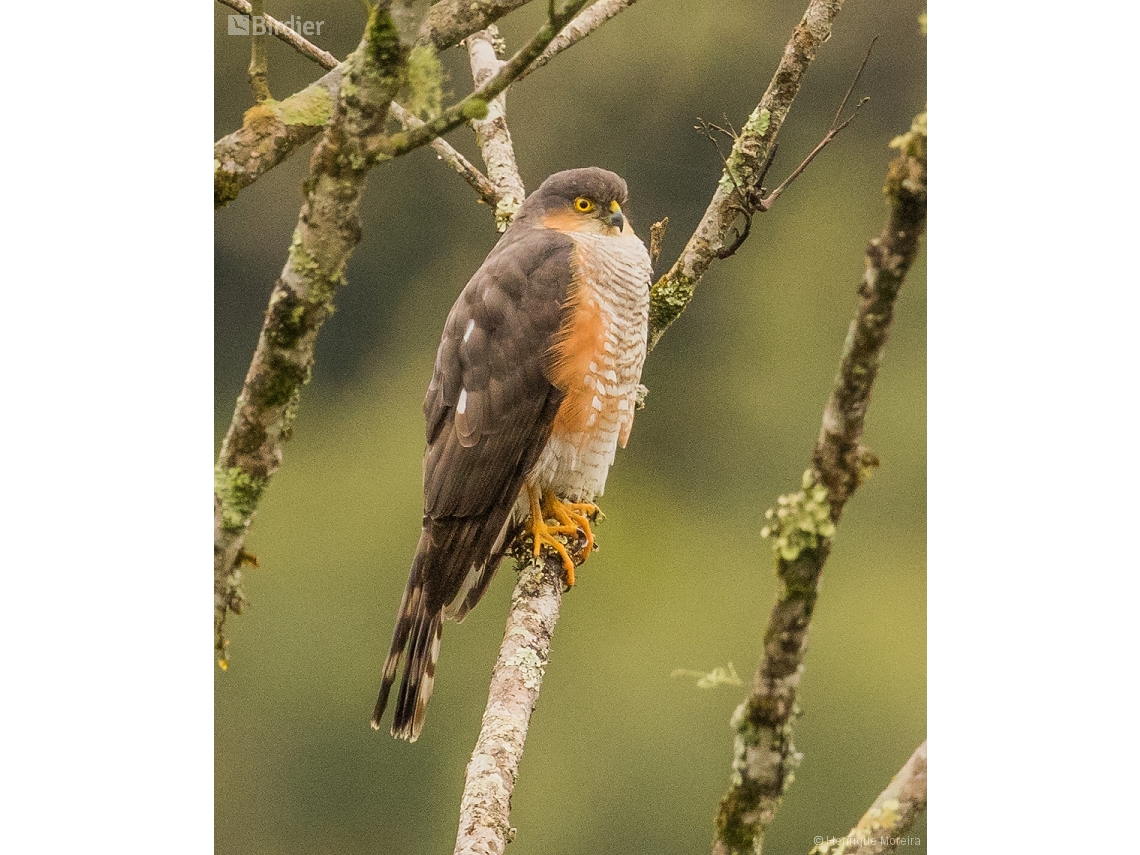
[{"x1": 573, "y1": 197, "x2": 595, "y2": 213}]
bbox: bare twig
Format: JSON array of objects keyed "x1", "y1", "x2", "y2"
[
  {"x1": 648, "y1": 0, "x2": 847, "y2": 352},
  {"x1": 809, "y1": 741, "x2": 927, "y2": 855},
  {"x1": 248, "y1": 0, "x2": 272, "y2": 101},
  {"x1": 467, "y1": 27, "x2": 526, "y2": 231},
  {"x1": 218, "y1": 0, "x2": 339, "y2": 69},
  {"x1": 214, "y1": 3, "x2": 411, "y2": 663},
  {"x1": 389, "y1": 101, "x2": 501, "y2": 207},
  {"x1": 711, "y1": 110, "x2": 926, "y2": 855},
  {"x1": 515, "y1": 0, "x2": 642, "y2": 83},
  {"x1": 762, "y1": 39, "x2": 876, "y2": 208},
  {"x1": 454, "y1": 554, "x2": 564, "y2": 855}
]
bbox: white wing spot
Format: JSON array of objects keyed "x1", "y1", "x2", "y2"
[
  {"x1": 604, "y1": 369, "x2": 618, "y2": 382},
  {"x1": 589, "y1": 361, "x2": 598, "y2": 373},
  {"x1": 591, "y1": 396, "x2": 603, "y2": 411},
  {"x1": 458, "y1": 388, "x2": 468, "y2": 414},
  {"x1": 587, "y1": 413, "x2": 598, "y2": 427},
  {"x1": 463, "y1": 319, "x2": 475, "y2": 343}
]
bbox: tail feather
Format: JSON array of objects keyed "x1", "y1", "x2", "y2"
[{"x1": 391, "y1": 608, "x2": 442, "y2": 741}]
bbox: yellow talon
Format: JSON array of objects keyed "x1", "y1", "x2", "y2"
[{"x1": 525, "y1": 487, "x2": 600, "y2": 587}]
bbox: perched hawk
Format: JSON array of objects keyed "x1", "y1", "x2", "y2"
[{"x1": 371, "y1": 168, "x2": 652, "y2": 741}]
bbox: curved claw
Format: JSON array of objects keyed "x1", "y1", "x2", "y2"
[{"x1": 525, "y1": 487, "x2": 601, "y2": 587}]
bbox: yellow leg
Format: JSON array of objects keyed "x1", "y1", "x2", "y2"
[
  {"x1": 527, "y1": 485, "x2": 577, "y2": 584},
  {"x1": 525, "y1": 487, "x2": 602, "y2": 587}
]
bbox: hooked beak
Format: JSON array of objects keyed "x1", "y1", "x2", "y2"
[{"x1": 605, "y1": 201, "x2": 625, "y2": 232}]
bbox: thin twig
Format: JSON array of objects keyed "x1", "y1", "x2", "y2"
[
  {"x1": 649, "y1": 217, "x2": 668, "y2": 266},
  {"x1": 467, "y1": 26, "x2": 526, "y2": 231},
  {"x1": 761, "y1": 39, "x2": 876, "y2": 208},
  {"x1": 453, "y1": 553, "x2": 564, "y2": 855},
  {"x1": 218, "y1": 0, "x2": 339, "y2": 70},
  {"x1": 711, "y1": 110, "x2": 926, "y2": 855},
  {"x1": 247, "y1": 0, "x2": 272, "y2": 101},
  {"x1": 389, "y1": 102, "x2": 501, "y2": 207},
  {"x1": 515, "y1": 0, "x2": 642, "y2": 83},
  {"x1": 648, "y1": 0, "x2": 848, "y2": 352},
  {"x1": 809, "y1": 741, "x2": 927, "y2": 855}
]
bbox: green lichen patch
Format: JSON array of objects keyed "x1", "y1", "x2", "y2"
[
  {"x1": 462, "y1": 98, "x2": 489, "y2": 120},
  {"x1": 405, "y1": 45, "x2": 444, "y2": 119},
  {"x1": 889, "y1": 111, "x2": 927, "y2": 161},
  {"x1": 278, "y1": 84, "x2": 334, "y2": 127},
  {"x1": 215, "y1": 465, "x2": 268, "y2": 533},
  {"x1": 759, "y1": 470, "x2": 835, "y2": 562}
]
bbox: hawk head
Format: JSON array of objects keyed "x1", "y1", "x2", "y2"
[{"x1": 519, "y1": 167, "x2": 629, "y2": 235}]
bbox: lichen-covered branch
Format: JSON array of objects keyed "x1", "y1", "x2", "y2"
[
  {"x1": 454, "y1": 554, "x2": 565, "y2": 855},
  {"x1": 418, "y1": 0, "x2": 535, "y2": 50},
  {"x1": 214, "y1": 4, "x2": 410, "y2": 665},
  {"x1": 467, "y1": 27, "x2": 526, "y2": 231},
  {"x1": 214, "y1": 0, "x2": 536, "y2": 208},
  {"x1": 214, "y1": 3, "x2": 500, "y2": 211},
  {"x1": 214, "y1": 0, "x2": 631, "y2": 207},
  {"x1": 387, "y1": 0, "x2": 591, "y2": 159},
  {"x1": 809, "y1": 741, "x2": 927, "y2": 855},
  {"x1": 711, "y1": 111, "x2": 926, "y2": 855},
  {"x1": 648, "y1": 0, "x2": 846, "y2": 352},
  {"x1": 812, "y1": 112, "x2": 927, "y2": 512}
]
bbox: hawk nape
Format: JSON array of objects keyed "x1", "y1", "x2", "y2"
[{"x1": 371, "y1": 168, "x2": 652, "y2": 741}]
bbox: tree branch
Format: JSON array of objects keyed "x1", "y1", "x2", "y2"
[
  {"x1": 214, "y1": 3, "x2": 410, "y2": 665},
  {"x1": 711, "y1": 110, "x2": 926, "y2": 855},
  {"x1": 214, "y1": 0, "x2": 634, "y2": 208},
  {"x1": 247, "y1": 0, "x2": 272, "y2": 101},
  {"x1": 467, "y1": 26, "x2": 526, "y2": 231},
  {"x1": 214, "y1": 0, "x2": 537, "y2": 208},
  {"x1": 810, "y1": 740, "x2": 927, "y2": 855},
  {"x1": 514, "y1": 0, "x2": 641, "y2": 84},
  {"x1": 648, "y1": 0, "x2": 846, "y2": 353},
  {"x1": 385, "y1": 0, "x2": 592, "y2": 160},
  {"x1": 218, "y1": 0, "x2": 339, "y2": 68},
  {"x1": 215, "y1": 1, "x2": 502, "y2": 211},
  {"x1": 454, "y1": 553, "x2": 565, "y2": 855}
]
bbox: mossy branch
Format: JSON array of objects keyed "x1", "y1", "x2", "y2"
[
  {"x1": 213, "y1": 0, "x2": 632, "y2": 208},
  {"x1": 214, "y1": 2, "x2": 410, "y2": 666},
  {"x1": 648, "y1": 0, "x2": 846, "y2": 353},
  {"x1": 711, "y1": 111, "x2": 927, "y2": 855},
  {"x1": 385, "y1": 0, "x2": 591, "y2": 160},
  {"x1": 454, "y1": 552, "x2": 565, "y2": 855},
  {"x1": 808, "y1": 740, "x2": 927, "y2": 855},
  {"x1": 214, "y1": 0, "x2": 536, "y2": 208}
]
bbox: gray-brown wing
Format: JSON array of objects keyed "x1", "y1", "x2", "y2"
[{"x1": 418, "y1": 226, "x2": 575, "y2": 611}]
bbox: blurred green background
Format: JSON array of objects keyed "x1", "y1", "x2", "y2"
[{"x1": 215, "y1": 1, "x2": 926, "y2": 853}]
